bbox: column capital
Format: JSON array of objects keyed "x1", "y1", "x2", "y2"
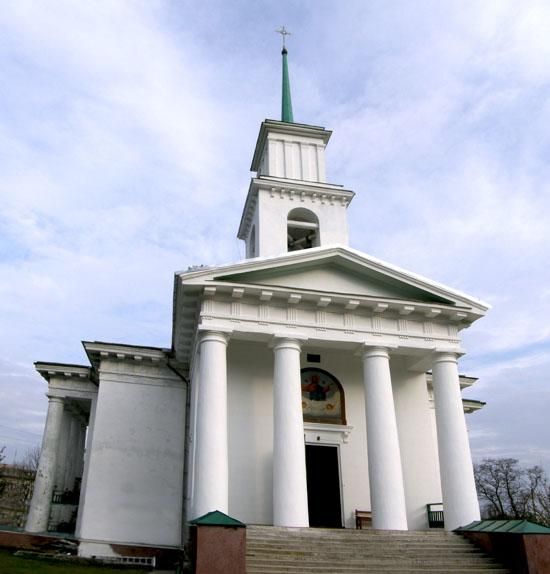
[
  {"x1": 46, "y1": 395, "x2": 65, "y2": 405},
  {"x1": 198, "y1": 330, "x2": 230, "y2": 346},
  {"x1": 270, "y1": 335, "x2": 307, "y2": 352},
  {"x1": 357, "y1": 344, "x2": 395, "y2": 360},
  {"x1": 432, "y1": 350, "x2": 460, "y2": 365}
]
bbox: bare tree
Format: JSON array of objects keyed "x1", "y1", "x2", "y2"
[
  {"x1": 0, "y1": 446, "x2": 5, "y2": 496},
  {"x1": 17, "y1": 445, "x2": 41, "y2": 472},
  {"x1": 474, "y1": 458, "x2": 550, "y2": 526}
]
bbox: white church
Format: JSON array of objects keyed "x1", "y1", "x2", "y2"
[{"x1": 25, "y1": 43, "x2": 489, "y2": 559}]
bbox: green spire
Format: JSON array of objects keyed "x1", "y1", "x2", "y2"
[
  {"x1": 275, "y1": 24, "x2": 295, "y2": 124},
  {"x1": 281, "y1": 46, "x2": 294, "y2": 123}
]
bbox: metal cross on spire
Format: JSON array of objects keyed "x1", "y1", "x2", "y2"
[
  {"x1": 276, "y1": 26, "x2": 291, "y2": 49},
  {"x1": 276, "y1": 25, "x2": 294, "y2": 123}
]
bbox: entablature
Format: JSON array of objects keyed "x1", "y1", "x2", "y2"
[
  {"x1": 35, "y1": 362, "x2": 93, "y2": 383},
  {"x1": 172, "y1": 286, "x2": 471, "y2": 364},
  {"x1": 195, "y1": 282, "x2": 476, "y2": 324},
  {"x1": 35, "y1": 363, "x2": 98, "y2": 410},
  {"x1": 82, "y1": 341, "x2": 171, "y2": 371}
]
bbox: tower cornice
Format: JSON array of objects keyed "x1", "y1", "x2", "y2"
[{"x1": 238, "y1": 176, "x2": 354, "y2": 240}]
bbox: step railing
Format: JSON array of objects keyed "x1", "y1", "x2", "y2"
[
  {"x1": 51, "y1": 489, "x2": 79, "y2": 505},
  {"x1": 427, "y1": 503, "x2": 444, "y2": 528}
]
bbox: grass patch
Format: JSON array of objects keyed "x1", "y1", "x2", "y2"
[{"x1": 0, "y1": 549, "x2": 149, "y2": 573}]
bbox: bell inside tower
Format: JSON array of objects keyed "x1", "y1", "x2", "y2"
[{"x1": 287, "y1": 208, "x2": 319, "y2": 251}]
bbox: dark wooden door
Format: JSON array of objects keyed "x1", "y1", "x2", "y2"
[{"x1": 305, "y1": 444, "x2": 342, "y2": 528}]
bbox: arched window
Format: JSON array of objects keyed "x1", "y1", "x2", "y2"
[
  {"x1": 287, "y1": 208, "x2": 319, "y2": 252},
  {"x1": 301, "y1": 368, "x2": 346, "y2": 425}
]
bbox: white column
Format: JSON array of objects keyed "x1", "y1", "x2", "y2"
[
  {"x1": 432, "y1": 352, "x2": 480, "y2": 530},
  {"x1": 192, "y1": 331, "x2": 229, "y2": 519},
  {"x1": 362, "y1": 347, "x2": 408, "y2": 530},
  {"x1": 54, "y1": 407, "x2": 71, "y2": 491},
  {"x1": 272, "y1": 337, "x2": 309, "y2": 527},
  {"x1": 25, "y1": 396, "x2": 65, "y2": 532}
]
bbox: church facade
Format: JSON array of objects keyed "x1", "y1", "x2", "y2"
[{"x1": 24, "y1": 48, "x2": 488, "y2": 559}]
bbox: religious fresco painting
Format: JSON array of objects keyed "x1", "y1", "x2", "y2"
[{"x1": 301, "y1": 368, "x2": 346, "y2": 425}]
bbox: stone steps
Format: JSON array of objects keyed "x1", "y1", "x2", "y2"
[
  {"x1": 247, "y1": 552, "x2": 497, "y2": 561},
  {"x1": 250, "y1": 538, "x2": 486, "y2": 552},
  {"x1": 247, "y1": 568, "x2": 510, "y2": 574},
  {"x1": 247, "y1": 554, "x2": 501, "y2": 568},
  {"x1": 245, "y1": 526, "x2": 511, "y2": 574}
]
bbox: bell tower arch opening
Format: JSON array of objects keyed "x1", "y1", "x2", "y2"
[{"x1": 287, "y1": 208, "x2": 319, "y2": 252}]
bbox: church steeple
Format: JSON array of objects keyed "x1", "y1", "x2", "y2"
[
  {"x1": 277, "y1": 26, "x2": 294, "y2": 123},
  {"x1": 237, "y1": 34, "x2": 355, "y2": 259}
]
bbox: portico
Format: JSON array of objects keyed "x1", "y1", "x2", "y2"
[
  {"x1": 25, "y1": 364, "x2": 96, "y2": 533},
  {"x1": 175, "y1": 251, "x2": 486, "y2": 531}
]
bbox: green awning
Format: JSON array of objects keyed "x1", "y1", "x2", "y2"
[
  {"x1": 189, "y1": 510, "x2": 246, "y2": 527},
  {"x1": 457, "y1": 519, "x2": 550, "y2": 534}
]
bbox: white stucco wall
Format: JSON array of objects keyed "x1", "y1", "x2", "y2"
[
  {"x1": 255, "y1": 188, "x2": 350, "y2": 258},
  {"x1": 227, "y1": 341, "x2": 274, "y2": 524},
  {"x1": 225, "y1": 342, "x2": 371, "y2": 529},
  {"x1": 262, "y1": 134, "x2": 327, "y2": 182},
  {"x1": 78, "y1": 359, "x2": 186, "y2": 550},
  {"x1": 305, "y1": 348, "x2": 371, "y2": 529}
]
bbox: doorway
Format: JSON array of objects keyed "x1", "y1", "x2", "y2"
[{"x1": 305, "y1": 444, "x2": 342, "y2": 528}]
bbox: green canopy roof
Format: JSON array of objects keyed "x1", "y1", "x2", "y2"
[
  {"x1": 457, "y1": 519, "x2": 550, "y2": 534},
  {"x1": 189, "y1": 510, "x2": 245, "y2": 527}
]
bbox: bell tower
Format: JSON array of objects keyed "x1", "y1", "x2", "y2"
[{"x1": 237, "y1": 33, "x2": 355, "y2": 259}]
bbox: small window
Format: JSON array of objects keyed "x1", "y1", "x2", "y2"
[{"x1": 287, "y1": 208, "x2": 319, "y2": 252}]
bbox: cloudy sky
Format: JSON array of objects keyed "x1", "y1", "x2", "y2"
[{"x1": 1, "y1": 1, "x2": 549, "y2": 474}]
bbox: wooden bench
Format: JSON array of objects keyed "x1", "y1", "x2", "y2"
[{"x1": 355, "y1": 509, "x2": 372, "y2": 529}]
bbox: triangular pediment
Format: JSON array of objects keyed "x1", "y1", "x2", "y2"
[
  {"x1": 220, "y1": 261, "x2": 451, "y2": 304},
  {"x1": 179, "y1": 247, "x2": 489, "y2": 313}
]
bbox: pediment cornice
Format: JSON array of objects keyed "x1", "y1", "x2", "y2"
[
  {"x1": 177, "y1": 246, "x2": 489, "y2": 314},
  {"x1": 172, "y1": 246, "x2": 489, "y2": 364}
]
